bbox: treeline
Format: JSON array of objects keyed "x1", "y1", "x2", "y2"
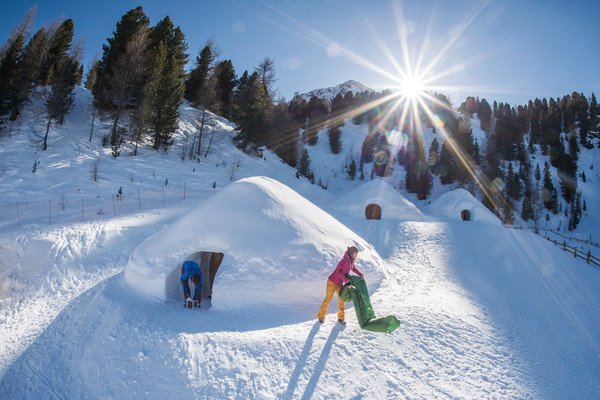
[{"x1": 0, "y1": 8, "x2": 82, "y2": 150}]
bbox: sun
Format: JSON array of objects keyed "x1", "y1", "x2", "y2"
[{"x1": 401, "y1": 74, "x2": 424, "y2": 100}]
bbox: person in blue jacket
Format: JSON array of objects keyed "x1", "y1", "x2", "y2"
[{"x1": 181, "y1": 260, "x2": 203, "y2": 308}]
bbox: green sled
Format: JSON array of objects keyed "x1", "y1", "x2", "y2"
[{"x1": 340, "y1": 275, "x2": 400, "y2": 333}]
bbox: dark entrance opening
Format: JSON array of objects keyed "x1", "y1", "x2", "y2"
[
  {"x1": 186, "y1": 251, "x2": 224, "y2": 299},
  {"x1": 365, "y1": 203, "x2": 382, "y2": 220},
  {"x1": 461, "y1": 210, "x2": 471, "y2": 221}
]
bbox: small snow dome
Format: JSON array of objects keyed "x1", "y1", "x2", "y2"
[
  {"x1": 125, "y1": 176, "x2": 386, "y2": 309},
  {"x1": 427, "y1": 189, "x2": 501, "y2": 227},
  {"x1": 334, "y1": 180, "x2": 424, "y2": 221}
]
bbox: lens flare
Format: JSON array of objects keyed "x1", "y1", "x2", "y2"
[
  {"x1": 374, "y1": 150, "x2": 390, "y2": 166},
  {"x1": 491, "y1": 177, "x2": 504, "y2": 192}
]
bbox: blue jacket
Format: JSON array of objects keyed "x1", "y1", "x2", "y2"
[{"x1": 181, "y1": 260, "x2": 203, "y2": 300}]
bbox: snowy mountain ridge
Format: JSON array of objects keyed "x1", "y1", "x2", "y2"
[{"x1": 298, "y1": 79, "x2": 374, "y2": 101}]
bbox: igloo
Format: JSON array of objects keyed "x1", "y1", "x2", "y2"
[
  {"x1": 125, "y1": 176, "x2": 386, "y2": 309},
  {"x1": 333, "y1": 179, "x2": 425, "y2": 221},
  {"x1": 426, "y1": 188, "x2": 501, "y2": 226}
]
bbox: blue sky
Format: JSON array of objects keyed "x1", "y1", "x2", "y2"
[{"x1": 1, "y1": 0, "x2": 599, "y2": 106}]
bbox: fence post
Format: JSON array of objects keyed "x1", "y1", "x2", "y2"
[
  {"x1": 112, "y1": 196, "x2": 116, "y2": 216},
  {"x1": 183, "y1": 182, "x2": 186, "y2": 200},
  {"x1": 573, "y1": 246, "x2": 577, "y2": 258},
  {"x1": 587, "y1": 251, "x2": 591, "y2": 264},
  {"x1": 162, "y1": 186, "x2": 165, "y2": 205},
  {"x1": 49, "y1": 199, "x2": 52, "y2": 224},
  {"x1": 16, "y1": 202, "x2": 20, "y2": 226},
  {"x1": 138, "y1": 189, "x2": 141, "y2": 210},
  {"x1": 82, "y1": 199, "x2": 85, "y2": 221}
]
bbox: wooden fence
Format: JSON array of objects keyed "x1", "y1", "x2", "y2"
[{"x1": 512, "y1": 226, "x2": 600, "y2": 268}]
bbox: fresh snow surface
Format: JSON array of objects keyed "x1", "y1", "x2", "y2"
[
  {"x1": 427, "y1": 188, "x2": 502, "y2": 227},
  {"x1": 0, "y1": 86, "x2": 599, "y2": 399}
]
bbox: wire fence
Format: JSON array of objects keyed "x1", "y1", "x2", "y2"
[
  {"x1": 511, "y1": 226, "x2": 599, "y2": 268},
  {"x1": 0, "y1": 183, "x2": 218, "y2": 231}
]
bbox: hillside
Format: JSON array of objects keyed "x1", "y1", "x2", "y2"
[{"x1": 0, "y1": 86, "x2": 599, "y2": 399}]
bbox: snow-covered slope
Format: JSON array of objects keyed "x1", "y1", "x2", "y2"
[
  {"x1": 1, "y1": 86, "x2": 599, "y2": 399},
  {"x1": 298, "y1": 79, "x2": 373, "y2": 102}
]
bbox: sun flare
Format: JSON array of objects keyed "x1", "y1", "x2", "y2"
[{"x1": 401, "y1": 74, "x2": 424, "y2": 100}]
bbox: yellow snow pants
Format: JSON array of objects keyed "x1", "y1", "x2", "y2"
[{"x1": 317, "y1": 279, "x2": 345, "y2": 321}]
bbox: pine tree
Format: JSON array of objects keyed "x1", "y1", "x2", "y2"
[
  {"x1": 576, "y1": 93, "x2": 590, "y2": 148},
  {"x1": 107, "y1": 29, "x2": 149, "y2": 151},
  {"x1": 506, "y1": 162, "x2": 523, "y2": 201},
  {"x1": 6, "y1": 26, "x2": 48, "y2": 121},
  {"x1": 535, "y1": 163, "x2": 541, "y2": 181},
  {"x1": 255, "y1": 57, "x2": 277, "y2": 99},
  {"x1": 348, "y1": 159, "x2": 357, "y2": 180},
  {"x1": 0, "y1": 9, "x2": 33, "y2": 119},
  {"x1": 268, "y1": 100, "x2": 298, "y2": 167},
  {"x1": 428, "y1": 137, "x2": 440, "y2": 174},
  {"x1": 297, "y1": 147, "x2": 314, "y2": 183},
  {"x1": 472, "y1": 139, "x2": 481, "y2": 165},
  {"x1": 93, "y1": 6, "x2": 150, "y2": 110},
  {"x1": 541, "y1": 161, "x2": 557, "y2": 211},
  {"x1": 233, "y1": 71, "x2": 272, "y2": 152},
  {"x1": 502, "y1": 196, "x2": 515, "y2": 224},
  {"x1": 84, "y1": 59, "x2": 99, "y2": 90},
  {"x1": 147, "y1": 16, "x2": 188, "y2": 151},
  {"x1": 439, "y1": 140, "x2": 457, "y2": 184},
  {"x1": 41, "y1": 50, "x2": 81, "y2": 150},
  {"x1": 214, "y1": 60, "x2": 236, "y2": 119},
  {"x1": 589, "y1": 92, "x2": 598, "y2": 139},
  {"x1": 305, "y1": 96, "x2": 327, "y2": 145},
  {"x1": 185, "y1": 40, "x2": 216, "y2": 107},
  {"x1": 327, "y1": 121, "x2": 342, "y2": 154},
  {"x1": 39, "y1": 19, "x2": 74, "y2": 85},
  {"x1": 521, "y1": 189, "x2": 533, "y2": 221}
]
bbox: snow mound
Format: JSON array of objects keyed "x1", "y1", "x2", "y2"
[
  {"x1": 125, "y1": 176, "x2": 385, "y2": 307},
  {"x1": 333, "y1": 179, "x2": 425, "y2": 221},
  {"x1": 427, "y1": 188, "x2": 501, "y2": 226}
]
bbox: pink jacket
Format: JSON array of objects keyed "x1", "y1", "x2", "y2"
[{"x1": 328, "y1": 251, "x2": 363, "y2": 285}]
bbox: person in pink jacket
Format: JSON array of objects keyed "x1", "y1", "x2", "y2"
[{"x1": 317, "y1": 246, "x2": 364, "y2": 325}]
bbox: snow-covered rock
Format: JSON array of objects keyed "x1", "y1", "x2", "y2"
[
  {"x1": 426, "y1": 188, "x2": 502, "y2": 226},
  {"x1": 298, "y1": 79, "x2": 374, "y2": 102},
  {"x1": 125, "y1": 176, "x2": 386, "y2": 307},
  {"x1": 333, "y1": 179, "x2": 425, "y2": 221}
]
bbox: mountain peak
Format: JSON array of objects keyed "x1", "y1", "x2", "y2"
[{"x1": 298, "y1": 80, "x2": 373, "y2": 102}]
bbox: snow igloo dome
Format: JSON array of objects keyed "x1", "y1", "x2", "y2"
[
  {"x1": 426, "y1": 188, "x2": 502, "y2": 227},
  {"x1": 125, "y1": 176, "x2": 386, "y2": 308},
  {"x1": 333, "y1": 179, "x2": 425, "y2": 221}
]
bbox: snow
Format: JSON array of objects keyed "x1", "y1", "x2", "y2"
[
  {"x1": 125, "y1": 176, "x2": 386, "y2": 304},
  {"x1": 427, "y1": 188, "x2": 502, "y2": 226},
  {"x1": 0, "y1": 85, "x2": 599, "y2": 399}
]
